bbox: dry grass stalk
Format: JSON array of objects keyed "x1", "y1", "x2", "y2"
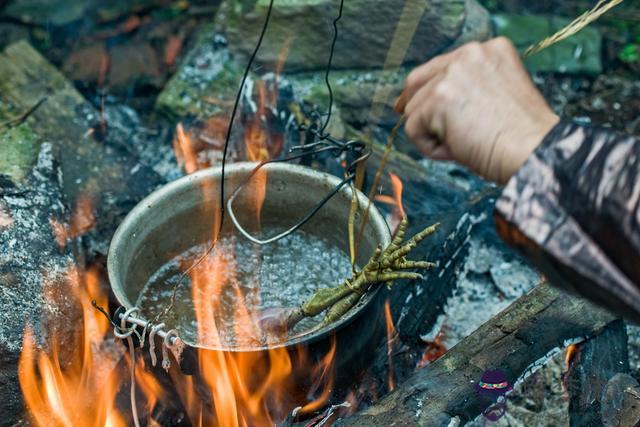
[{"x1": 523, "y1": 0, "x2": 625, "y2": 58}]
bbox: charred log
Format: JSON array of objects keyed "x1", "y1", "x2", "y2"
[
  {"x1": 567, "y1": 319, "x2": 630, "y2": 426},
  {"x1": 335, "y1": 282, "x2": 616, "y2": 426}
]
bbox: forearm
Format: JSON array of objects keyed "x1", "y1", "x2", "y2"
[{"x1": 495, "y1": 121, "x2": 640, "y2": 322}]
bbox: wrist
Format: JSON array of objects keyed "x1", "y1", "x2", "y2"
[{"x1": 499, "y1": 113, "x2": 559, "y2": 184}]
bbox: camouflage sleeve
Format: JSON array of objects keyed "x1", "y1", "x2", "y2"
[{"x1": 495, "y1": 121, "x2": 640, "y2": 322}]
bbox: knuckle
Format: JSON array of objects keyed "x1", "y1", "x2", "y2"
[
  {"x1": 405, "y1": 69, "x2": 422, "y2": 89},
  {"x1": 447, "y1": 60, "x2": 464, "y2": 76},
  {"x1": 490, "y1": 36, "x2": 516, "y2": 54},
  {"x1": 404, "y1": 116, "x2": 420, "y2": 140},
  {"x1": 433, "y1": 81, "x2": 451, "y2": 102},
  {"x1": 460, "y1": 42, "x2": 483, "y2": 62}
]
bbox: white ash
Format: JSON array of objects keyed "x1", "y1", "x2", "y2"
[
  {"x1": 432, "y1": 237, "x2": 541, "y2": 349},
  {"x1": 0, "y1": 143, "x2": 76, "y2": 352}
]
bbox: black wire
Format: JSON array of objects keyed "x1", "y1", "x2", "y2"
[
  {"x1": 319, "y1": 0, "x2": 345, "y2": 134},
  {"x1": 92, "y1": 300, "x2": 118, "y2": 328},
  {"x1": 154, "y1": 0, "x2": 276, "y2": 325},
  {"x1": 219, "y1": 0, "x2": 275, "y2": 236}
]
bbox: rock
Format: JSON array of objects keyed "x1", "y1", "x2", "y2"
[
  {"x1": 493, "y1": 14, "x2": 602, "y2": 75},
  {"x1": 0, "y1": 124, "x2": 41, "y2": 183},
  {"x1": 287, "y1": 67, "x2": 407, "y2": 123},
  {"x1": 107, "y1": 41, "x2": 163, "y2": 91},
  {"x1": 0, "y1": 40, "x2": 162, "y2": 255},
  {"x1": 155, "y1": 27, "x2": 244, "y2": 120},
  {"x1": 3, "y1": 0, "x2": 87, "y2": 26},
  {"x1": 0, "y1": 23, "x2": 30, "y2": 50},
  {"x1": 601, "y1": 373, "x2": 640, "y2": 427},
  {"x1": 450, "y1": 0, "x2": 494, "y2": 48},
  {"x1": 221, "y1": 0, "x2": 491, "y2": 72},
  {"x1": 0, "y1": 143, "x2": 79, "y2": 425},
  {"x1": 3, "y1": 0, "x2": 167, "y2": 26},
  {"x1": 62, "y1": 43, "x2": 108, "y2": 86}
]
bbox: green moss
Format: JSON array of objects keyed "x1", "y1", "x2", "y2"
[
  {"x1": 494, "y1": 14, "x2": 602, "y2": 75},
  {"x1": 619, "y1": 44, "x2": 639, "y2": 64},
  {"x1": 0, "y1": 124, "x2": 41, "y2": 182},
  {"x1": 155, "y1": 25, "x2": 246, "y2": 121},
  {"x1": 156, "y1": 60, "x2": 245, "y2": 120}
]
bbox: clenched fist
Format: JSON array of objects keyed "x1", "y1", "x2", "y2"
[{"x1": 398, "y1": 37, "x2": 559, "y2": 184}]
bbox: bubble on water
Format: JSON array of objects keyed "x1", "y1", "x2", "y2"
[{"x1": 137, "y1": 228, "x2": 353, "y2": 348}]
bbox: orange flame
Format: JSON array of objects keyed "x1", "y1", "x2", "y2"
[
  {"x1": 184, "y1": 238, "x2": 335, "y2": 425},
  {"x1": 565, "y1": 344, "x2": 579, "y2": 369},
  {"x1": 179, "y1": 96, "x2": 337, "y2": 421},
  {"x1": 50, "y1": 194, "x2": 96, "y2": 249},
  {"x1": 374, "y1": 172, "x2": 405, "y2": 231},
  {"x1": 383, "y1": 300, "x2": 396, "y2": 391},
  {"x1": 174, "y1": 123, "x2": 199, "y2": 174},
  {"x1": 417, "y1": 331, "x2": 447, "y2": 369},
  {"x1": 18, "y1": 267, "x2": 127, "y2": 427},
  {"x1": 299, "y1": 338, "x2": 336, "y2": 414}
]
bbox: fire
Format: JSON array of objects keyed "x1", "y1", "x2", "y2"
[
  {"x1": 383, "y1": 300, "x2": 397, "y2": 391},
  {"x1": 299, "y1": 338, "x2": 336, "y2": 414},
  {"x1": 174, "y1": 122, "x2": 199, "y2": 174},
  {"x1": 18, "y1": 266, "x2": 127, "y2": 427},
  {"x1": 565, "y1": 344, "x2": 579, "y2": 368},
  {"x1": 174, "y1": 73, "x2": 337, "y2": 423},
  {"x1": 21, "y1": 65, "x2": 338, "y2": 426},
  {"x1": 183, "y1": 235, "x2": 336, "y2": 425},
  {"x1": 374, "y1": 172, "x2": 405, "y2": 231},
  {"x1": 417, "y1": 330, "x2": 447, "y2": 369},
  {"x1": 50, "y1": 193, "x2": 96, "y2": 249}
]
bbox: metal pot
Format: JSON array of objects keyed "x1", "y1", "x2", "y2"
[{"x1": 107, "y1": 162, "x2": 390, "y2": 396}]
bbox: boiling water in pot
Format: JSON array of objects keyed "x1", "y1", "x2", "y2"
[{"x1": 136, "y1": 228, "x2": 353, "y2": 348}]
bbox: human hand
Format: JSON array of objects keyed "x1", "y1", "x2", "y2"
[{"x1": 397, "y1": 37, "x2": 559, "y2": 184}]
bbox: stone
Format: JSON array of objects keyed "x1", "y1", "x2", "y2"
[
  {"x1": 0, "y1": 124, "x2": 41, "y2": 183},
  {"x1": 493, "y1": 13, "x2": 603, "y2": 75},
  {"x1": 107, "y1": 41, "x2": 164, "y2": 91},
  {"x1": 0, "y1": 40, "x2": 162, "y2": 255},
  {"x1": 155, "y1": 27, "x2": 244, "y2": 120},
  {"x1": 3, "y1": 0, "x2": 87, "y2": 26},
  {"x1": 220, "y1": 0, "x2": 491, "y2": 72},
  {"x1": 0, "y1": 143, "x2": 79, "y2": 424},
  {"x1": 450, "y1": 0, "x2": 494, "y2": 48}
]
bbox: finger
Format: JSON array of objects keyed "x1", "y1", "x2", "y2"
[
  {"x1": 404, "y1": 97, "x2": 448, "y2": 159},
  {"x1": 395, "y1": 51, "x2": 456, "y2": 113},
  {"x1": 429, "y1": 145, "x2": 453, "y2": 161},
  {"x1": 403, "y1": 72, "x2": 444, "y2": 116}
]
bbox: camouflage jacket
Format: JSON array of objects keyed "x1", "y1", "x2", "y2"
[{"x1": 495, "y1": 121, "x2": 640, "y2": 322}]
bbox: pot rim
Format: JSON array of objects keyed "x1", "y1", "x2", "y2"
[{"x1": 107, "y1": 162, "x2": 391, "y2": 351}]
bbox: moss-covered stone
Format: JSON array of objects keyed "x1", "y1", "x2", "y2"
[
  {"x1": 287, "y1": 67, "x2": 409, "y2": 129},
  {"x1": 494, "y1": 14, "x2": 602, "y2": 75},
  {"x1": 220, "y1": 0, "x2": 474, "y2": 72},
  {"x1": 0, "y1": 124, "x2": 41, "y2": 183},
  {"x1": 155, "y1": 27, "x2": 246, "y2": 121},
  {"x1": 0, "y1": 40, "x2": 161, "y2": 207}
]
